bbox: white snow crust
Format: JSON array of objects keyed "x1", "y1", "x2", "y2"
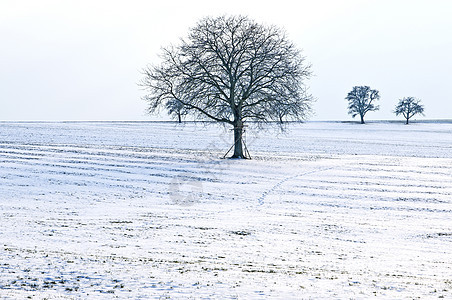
[{"x1": 0, "y1": 121, "x2": 451, "y2": 299}]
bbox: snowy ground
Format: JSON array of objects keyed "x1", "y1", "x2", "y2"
[{"x1": 0, "y1": 121, "x2": 451, "y2": 299}]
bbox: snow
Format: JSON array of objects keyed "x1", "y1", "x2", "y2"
[{"x1": 0, "y1": 121, "x2": 451, "y2": 299}]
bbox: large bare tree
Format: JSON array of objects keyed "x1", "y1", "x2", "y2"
[
  {"x1": 345, "y1": 86, "x2": 380, "y2": 124},
  {"x1": 394, "y1": 97, "x2": 425, "y2": 124},
  {"x1": 141, "y1": 15, "x2": 313, "y2": 158}
]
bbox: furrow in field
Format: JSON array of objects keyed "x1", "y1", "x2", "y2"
[
  {"x1": 0, "y1": 146, "x2": 307, "y2": 189},
  {"x1": 288, "y1": 177, "x2": 452, "y2": 198},
  {"x1": 0, "y1": 143, "x2": 196, "y2": 164},
  {"x1": 253, "y1": 156, "x2": 452, "y2": 216}
]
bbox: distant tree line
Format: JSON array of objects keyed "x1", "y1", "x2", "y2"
[{"x1": 345, "y1": 85, "x2": 425, "y2": 124}]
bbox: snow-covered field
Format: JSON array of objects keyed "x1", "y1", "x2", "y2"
[{"x1": 1, "y1": 121, "x2": 451, "y2": 299}]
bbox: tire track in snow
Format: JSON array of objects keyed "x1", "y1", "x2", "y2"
[{"x1": 257, "y1": 166, "x2": 338, "y2": 205}]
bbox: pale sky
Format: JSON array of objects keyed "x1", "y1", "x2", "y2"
[{"x1": 1, "y1": 0, "x2": 451, "y2": 121}]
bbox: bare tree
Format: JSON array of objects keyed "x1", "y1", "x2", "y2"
[
  {"x1": 165, "y1": 99, "x2": 186, "y2": 123},
  {"x1": 394, "y1": 97, "x2": 425, "y2": 124},
  {"x1": 345, "y1": 86, "x2": 380, "y2": 124},
  {"x1": 141, "y1": 15, "x2": 313, "y2": 158}
]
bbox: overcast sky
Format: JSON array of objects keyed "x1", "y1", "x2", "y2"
[{"x1": 1, "y1": 0, "x2": 451, "y2": 121}]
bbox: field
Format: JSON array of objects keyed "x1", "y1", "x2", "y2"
[{"x1": 1, "y1": 121, "x2": 452, "y2": 299}]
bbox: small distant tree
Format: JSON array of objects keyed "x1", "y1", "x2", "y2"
[
  {"x1": 165, "y1": 99, "x2": 186, "y2": 123},
  {"x1": 345, "y1": 86, "x2": 380, "y2": 124},
  {"x1": 273, "y1": 102, "x2": 308, "y2": 124},
  {"x1": 394, "y1": 97, "x2": 424, "y2": 124}
]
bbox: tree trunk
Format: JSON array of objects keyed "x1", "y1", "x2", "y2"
[
  {"x1": 360, "y1": 114, "x2": 365, "y2": 124},
  {"x1": 406, "y1": 117, "x2": 409, "y2": 125},
  {"x1": 231, "y1": 121, "x2": 245, "y2": 158},
  {"x1": 177, "y1": 112, "x2": 182, "y2": 123}
]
